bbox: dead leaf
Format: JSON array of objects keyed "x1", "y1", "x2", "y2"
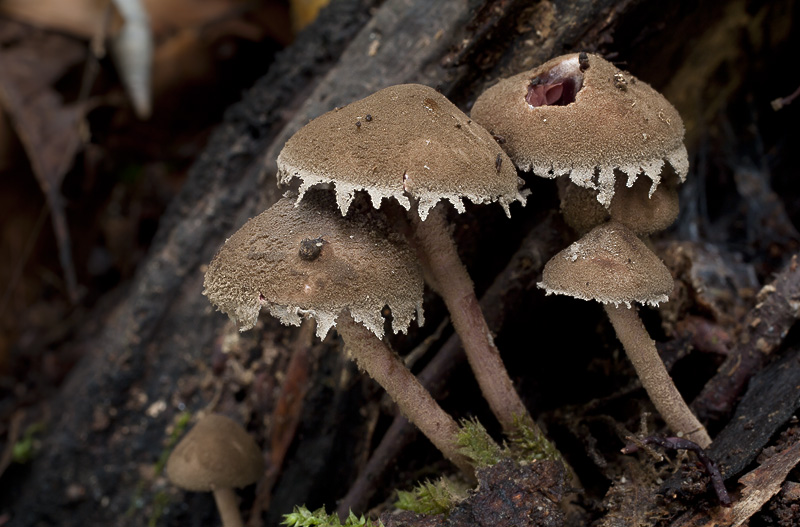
[
  {"x1": 111, "y1": 0, "x2": 153, "y2": 118},
  {"x1": 0, "y1": 0, "x2": 108, "y2": 39},
  {"x1": 0, "y1": 24, "x2": 91, "y2": 302}
]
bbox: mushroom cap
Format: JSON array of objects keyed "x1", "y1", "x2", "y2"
[
  {"x1": 538, "y1": 222, "x2": 674, "y2": 307},
  {"x1": 166, "y1": 414, "x2": 264, "y2": 492},
  {"x1": 557, "y1": 177, "x2": 610, "y2": 235},
  {"x1": 203, "y1": 190, "x2": 424, "y2": 339},
  {"x1": 277, "y1": 83, "x2": 526, "y2": 221},
  {"x1": 471, "y1": 53, "x2": 688, "y2": 207},
  {"x1": 559, "y1": 171, "x2": 680, "y2": 236},
  {"x1": 608, "y1": 171, "x2": 679, "y2": 235}
]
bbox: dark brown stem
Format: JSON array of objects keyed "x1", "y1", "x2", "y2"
[
  {"x1": 410, "y1": 205, "x2": 530, "y2": 433},
  {"x1": 335, "y1": 311, "x2": 473, "y2": 473},
  {"x1": 213, "y1": 487, "x2": 244, "y2": 527},
  {"x1": 604, "y1": 304, "x2": 711, "y2": 448}
]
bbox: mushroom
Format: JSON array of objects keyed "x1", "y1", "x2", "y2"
[
  {"x1": 166, "y1": 413, "x2": 264, "y2": 527},
  {"x1": 470, "y1": 52, "x2": 689, "y2": 208},
  {"x1": 558, "y1": 170, "x2": 680, "y2": 236},
  {"x1": 203, "y1": 190, "x2": 471, "y2": 472},
  {"x1": 276, "y1": 83, "x2": 535, "y2": 435},
  {"x1": 538, "y1": 223, "x2": 711, "y2": 447}
]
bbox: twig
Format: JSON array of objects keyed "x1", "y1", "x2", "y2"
[
  {"x1": 771, "y1": 84, "x2": 800, "y2": 111},
  {"x1": 404, "y1": 317, "x2": 449, "y2": 370},
  {"x1": 621, "y1": 435, "x2": 731, "y2": 507},
  {"x1": 248, "y1": 320, "x2": 314, "y2": 527}
]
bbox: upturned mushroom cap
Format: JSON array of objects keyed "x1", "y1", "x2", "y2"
[
  {"x1": 277, "y1": 83, "x2": 526, "y2": 221},
  {"x1": 166, "y1": 414, "x2": 264, "y2": 492},
  {"x1": 559, "y1": 172, "x2": 680, "y2": 236},
  {"x1": 471, "y1": 53, "x2": 688, "y2": 207},
  {"x1": 538, "y1": 222, "x2": 674, "y2": 307},
  {"x1": 203, "y1": 190, "x2": 424, "y2": 339}
]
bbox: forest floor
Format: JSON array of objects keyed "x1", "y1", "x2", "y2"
[{"x1": 2, "y1": 1, "x2": 800, "y2": 526}]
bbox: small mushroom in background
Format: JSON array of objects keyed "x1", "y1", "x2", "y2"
[
  {"x1": 166, "y1": 413, "x2": 264, "y2": 527},
  {"x1": 538, "y1": 223, "x2": 712, "y2": 447},
  {"x1": 276, "y1": 83, "x2": 542, "y2": 441},
  {"x1": 203, "y1": 190, "x2": 471, "y2": 472},
  {"x1": 470, "y1": 52, "x2": 688, "y2": 209}
]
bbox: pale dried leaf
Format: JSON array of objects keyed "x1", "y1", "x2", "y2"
[
  {"x1": 0, "y1": 0, "x2": 108, "y2": 39},
  {"x1": 111, "y1": 0, "x2": 153, "y2": 118}
]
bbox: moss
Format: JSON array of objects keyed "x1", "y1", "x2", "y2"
[
  {"x1": 506, "y1": 414, "x2": 564, "y2": 464},
  {"x1": 394, "y1": 478, "x2": 468, "y2": 516},
  {"x1": 455, "y1": 417, "x2": 503, "y2": 468},
  {"x1": 148, "y1": 491, "x2": 171, "y2": 527},
  {"x1": 282, "y1": 505, "x2": 383, "y2": 526},
  {"x1": 154, "y1": 411, "x2": 192, "y2": 475},
  {"x1": 11, "y1": 421, "x2": 45, "y2": 464}
]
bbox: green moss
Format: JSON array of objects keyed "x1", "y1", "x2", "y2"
[
  {"x1": 154, "y1": 411, "x2": 192, "y2": 476},
  {"x1": 282, "y1": 505, "x2": 382, "y2": 527},
  {"x1": 12, "y1": 422, "x2": 45, "y2": 464},
  {"x1": 148, "y1": 491, "x2": 171, "y2": 527},
  {"x1": 505, "y1": 414, "x2": 563, "y2": 464},
  {"x1": 392, "y1": 415, "x2": 571, "y2": 517},
  {"x1": 394, "y1": 478, "x2": 467, "y2": 516},
  {"x1": 455, "y1": 417, "x2": 503, "y2": 468}
]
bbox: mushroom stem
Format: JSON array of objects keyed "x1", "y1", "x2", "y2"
[
  {"x1": 335, "y1": 311, "x2": 473, "y2": 473},
  {"x1": 604, "y1": 304, "x2": 712, "y2": 448},
  {"x1": 410, "y1": 205, "x2": 529, "y2": 433},
  {"x1": 212, "y1": 487, "x2": 244, "y2": 527}
]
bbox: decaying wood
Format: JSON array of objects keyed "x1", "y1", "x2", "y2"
[
  {"x1": 669, "y1": 427, "x2": 800, "y2": 527},
  {"x1": 606, "y1": 344, "x2": 800, "y2": 526},
  {"x1": 692, "y1": 254, "x2": 800, "y2": 423},
  {"x1": 707, "y1": 345, "x2": 800, "y2": 480}
]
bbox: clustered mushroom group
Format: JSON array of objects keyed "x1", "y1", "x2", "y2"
[
  {"x1": 472, "y1": 52, "x2": 710, "y2": 447},
  {"x1": 170, "y1": 52, "x2": 713, "y2": 522}
]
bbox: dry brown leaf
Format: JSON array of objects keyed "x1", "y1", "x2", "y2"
[
  {"x1": 1, "y1": 0, "x2": 287, "y2": 41},
  {"x1": 290, "y1": 0, "x2": 331, "y2": 32},
  {"x1": 0, "y1": 0, "x2": 243, "y2": 40},
  {"x1": 0, "y1": 27, "x2": 90, "y2": 302},
  {"x1": 0, "y1": 0, "x2": 108, "y2": 39}
]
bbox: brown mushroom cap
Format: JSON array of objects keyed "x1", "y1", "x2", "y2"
[
  {"x1": 277, "y1": 84, "x2": 526, "y2": 220},
  {"x1": 538, "y1": 222, "x2": 674, "y2": 307},
  {"x1": 557, "y1": 177, "x2": 610, "y2": 235},
  {"x1": 608, "y1": 171, "x2": 679, "y2": 235},
  {"x1": 203, "y1": 190, "x2": 424, "y2": 339},
  {"x1": 471, "y1": 53, "x2": 688, "y2": 207},
  {"x1": 560, "y1": 172, "x2": 680, "y2": 236},
  {"x1": 166, "y1": 414, "x2": 264, "y2": 492}
]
